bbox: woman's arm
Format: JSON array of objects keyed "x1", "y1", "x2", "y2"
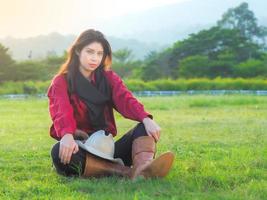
[
  {"x1": 47, "y1": 75, "x2": 79, "y2": 164},
  {"x1": 47, "y1": 75, "x2": 77, "y2": 139},
  {"x1": 106, "y1": 71, "x2": 161, "y2": 141},
  {"x1": 106, "y1": 71, "x2": 152, "y2": 121}
]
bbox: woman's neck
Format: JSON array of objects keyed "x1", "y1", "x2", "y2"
[{"x1": 79, "y1": 66, "x2": 93, "y2": 80}]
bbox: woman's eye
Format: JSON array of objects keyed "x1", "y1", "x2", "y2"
[{"x1": 87, "y1": 50, "x2": 94, "y2": 54}]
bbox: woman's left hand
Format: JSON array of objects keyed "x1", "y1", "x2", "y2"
[{"x1": 142, "y1": 117, "x2": 161, "y2": 142}]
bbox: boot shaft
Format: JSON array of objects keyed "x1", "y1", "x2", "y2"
[
  {"x1": 83, "y1": 153, "x2": 131, "y2": 178},
  {"x1": 131, "y1": 136, "x2": 174, "y2": 179}
]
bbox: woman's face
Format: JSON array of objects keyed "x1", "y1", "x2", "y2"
[{"x1": 78, "y1": 41, "x2": 104, "y2": 76}]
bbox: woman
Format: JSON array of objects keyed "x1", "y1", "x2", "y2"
[{"x1": 48, "y1": 29, "x2": 174, "y2": 179}]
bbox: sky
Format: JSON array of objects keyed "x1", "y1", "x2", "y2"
[{"x1": 0, "y1": 0, "x2": 188, "y2": 38}]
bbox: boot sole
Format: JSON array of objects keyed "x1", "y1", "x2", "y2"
[{"x1": 142, "y1": 151, "x2": 174, "y2": 178}]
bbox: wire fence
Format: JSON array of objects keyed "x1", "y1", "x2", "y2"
[
  {"x1": 134, "y1": 90, "x2": 267, "y2": 96},
  {"x1": 1, "y1": 90, "x2": 267, "y2": 99}
]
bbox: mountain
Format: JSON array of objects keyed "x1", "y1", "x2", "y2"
[
  {"x1": 0, "y1": 33, "x2": 164, "y2": 61},
  {"x1": 0, "y1": 33, "x2": 75, "y2": 60}
]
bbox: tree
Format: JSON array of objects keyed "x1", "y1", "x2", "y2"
[
  {"x1": 141, "y1": 49, "x2": 175, "y2": 80},
  {"x1": 112, "y1": 60, "x2": 142, "y2": 79},
  {"x1": 217, "y1": 2, "x2": 267, "y2": 45},
  {"x1": 233, "y1": 59, "x2": 267, "y2": 78},
  {"x1": 112, "y1": 48, "x2": 142, "y2": 78},
  {"x1": 113, "y1": 48, "x2": 133, "y2": 63},
  {"x1": 11, "y1": 61, "x2": 48, "y2": 81},
  {"x1": 179, "y1": 56, "x2": 211, "y2": 78},
  {"x1": 141, "y1": 2, "x2": 267, "y2": 79},
  {"x1": 0, "y1": 43, "x2": 15, "y2": 82}
]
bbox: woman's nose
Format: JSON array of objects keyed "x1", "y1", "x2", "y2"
[{"x1": 91, "y1": 53, "x2": 97, "y2": 61}]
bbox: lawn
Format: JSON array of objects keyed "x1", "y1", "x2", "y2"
[{"x1": 0, "y1": 95, "x2": 266, "y2": 200}]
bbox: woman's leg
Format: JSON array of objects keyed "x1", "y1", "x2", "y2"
[
  {"x1": 114, "y1": 122, "x2": 148, "y2": 166},
  {"x1": 51, "y1": 142, "x2": 132, "y2": 178},
  {"x1": 51, "y1": 142, "x2": 86, "y2": 176},
  {"x1": 114, "y1": 122, "x2": 174, "y2": 179}
]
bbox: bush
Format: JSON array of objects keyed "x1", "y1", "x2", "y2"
[
  {"x1": 233, "y1": 59, "x2": 267, "y2": 78},
  {"x1": 1, "y1": 78, "x2": 267, "y2": 95},
  {"x1": 0, "y1": 81, "x2": 50, "y2": 95}
]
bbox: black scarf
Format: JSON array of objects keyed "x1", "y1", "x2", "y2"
[{"x1": 75, "y1": 68, "x2": 111, "y2": 130}]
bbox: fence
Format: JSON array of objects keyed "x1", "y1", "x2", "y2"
[{"x1": 1, "y1": 90, "x2": 267, "y2": 99}]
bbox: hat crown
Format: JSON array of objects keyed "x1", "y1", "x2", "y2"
[{"x1": 84, "y1": 130, "x2": 114, "y2": 156}]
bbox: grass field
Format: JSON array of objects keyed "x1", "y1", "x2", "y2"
[{"x1": 0, "y1": 95, "x2": 266, "y2": 200}]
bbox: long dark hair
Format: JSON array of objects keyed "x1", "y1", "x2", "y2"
[{"x1": 58, "y1": 29, "x2": 112, "y2": 93}]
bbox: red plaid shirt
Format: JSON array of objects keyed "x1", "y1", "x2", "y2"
[{"x1": 47, "y1": 70, "x2": 152, "y2": 140}]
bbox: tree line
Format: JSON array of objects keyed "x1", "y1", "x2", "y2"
[{"x1": 0, "y1": 2, "x2": 267, "y2": 83}]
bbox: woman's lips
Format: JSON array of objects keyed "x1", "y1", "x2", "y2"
[{"x1": 89, "y1": 63, "x2": 97, "y2": 67}]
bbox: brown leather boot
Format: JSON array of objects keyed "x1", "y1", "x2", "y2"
[
  {"x1": 131, "y1": 136, "x2": 174, "y2": 180},
  {"x1": 83, "y1": 153, "x2": 132, "y2": 178}
]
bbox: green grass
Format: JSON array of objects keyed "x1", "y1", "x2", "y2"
[{"x1": 0, "y1": 95, "x2": 266, "y2": 200}]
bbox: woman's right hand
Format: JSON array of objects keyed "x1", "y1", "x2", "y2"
[{"x1": 59, "y1": 133, "x2": 79, "y2": 164}]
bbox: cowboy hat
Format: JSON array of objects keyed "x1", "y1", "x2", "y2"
[{"x1": 75, "y1": 130, "x2": 124, "y2": 165}]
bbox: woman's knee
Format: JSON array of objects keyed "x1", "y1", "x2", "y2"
[
  {"x1": 51, "y1": 143, "x2": 66, "y2": 174},
  {"x1": 132, "y1": 122, "x2": 149, "y2": 139},
  {"x1": 51, "y1": 142, "x2": 86, "y2": 176},
  {"x1": 51, "y1": 142, "x2": 60, "y2": 163}
]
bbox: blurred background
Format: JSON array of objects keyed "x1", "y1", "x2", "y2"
[{"x1": 0, "y1": 0, "x2": 267, "y2": 93}]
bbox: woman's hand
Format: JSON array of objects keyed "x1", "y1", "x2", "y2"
[
  {"x1": 73, "y1": 129, "x2": 89, "y2": 140},
  {"x1": 142, "y1": 117, "x2": 161, "y2": 142},
  {"x1": 59, "y1": 133, "x2": 79, "y2": 164}
]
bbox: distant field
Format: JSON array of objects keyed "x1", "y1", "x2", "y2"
[{"x1": 0, "y1": 95, "x2": 266, "y2": 199}]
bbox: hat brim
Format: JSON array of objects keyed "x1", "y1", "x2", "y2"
[{"x1": 75, "y1": 140, "x2": 124, "y2": 166}]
